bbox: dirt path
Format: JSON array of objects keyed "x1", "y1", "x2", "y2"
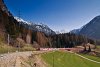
[
  {"x1": 34, "y1": 55, "x2": 48, "y2": 67},
  {"x1": 0, "y1": 51, "x2": 48, "y2": 67},
  {"x1": 15, "y1": 56, "x2": 31, "y2": 67},
  {"x1": 15, "y1": 57, "x2": 22, "y2": 67}
]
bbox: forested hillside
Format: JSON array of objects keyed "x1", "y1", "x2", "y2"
[{"x1": 0, "y1": 0, "x2": 95, "y2": 48}]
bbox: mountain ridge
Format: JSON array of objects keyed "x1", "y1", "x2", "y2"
[
  {"x1": 0, "y1": 0, "x2": 53, "y2": 47},
  {"x1": 0, "y1": 0, "x2": 95, "y2": 48},
  {"x1": 70, "y1": 15, "x2": 100, "y2": 40},
  {"x1": 14, "y1": 17, "x2": 56, "y2": 36}
]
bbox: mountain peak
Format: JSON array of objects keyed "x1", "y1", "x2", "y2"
[
  {"x1": 71, "y1": 15, "x2": 100, "y2": 40},
  {"x1": 14, "y1": 17, "x2": 55, "y2": 36}
]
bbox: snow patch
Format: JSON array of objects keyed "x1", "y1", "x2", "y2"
[{"x1": 14, "y1": 17, "x2": 31, "y2": 25}]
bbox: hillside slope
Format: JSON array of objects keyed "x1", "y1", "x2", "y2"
[
  {"x1": 79, "y1": 16, "x2": 100, "y2": 40},
  {"x1": 0, "y1": 0, "x2": 55, "y2": 47},
  {"x1": 71, "y1": 15, "x2": 100, "y2": 40}
]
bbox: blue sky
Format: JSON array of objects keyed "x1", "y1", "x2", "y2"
[{"x1": 4, "y1": 0, "x2": 100, "y2": 32}]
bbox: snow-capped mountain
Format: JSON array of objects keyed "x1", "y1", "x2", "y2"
[
  {"x1": 14, "y1": 17, "x2": 31, "y2": 25},
  {"x1": 70, "y1": 15, "x2": 100, "y2": 40},
  {"x1": 14, "y1": 17, "x2": 55, "y2": 36}
]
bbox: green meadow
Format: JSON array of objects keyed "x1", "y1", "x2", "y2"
[{"x1": 41, "y1": 51, "x2": 100, "y2": 67}]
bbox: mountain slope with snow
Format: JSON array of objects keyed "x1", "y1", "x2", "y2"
[{"x1": 14, "y1": 17, "x2": 55, "y2": 36}]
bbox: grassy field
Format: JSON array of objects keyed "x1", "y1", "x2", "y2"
[
  {"x1": 0, "y1": 43, "x2": 35, "y2": 54},
  {"x1": 41, "y1": 51, "x2": 100, "y2": 67},
  {"x1": 0, "y1": 43, "x2": 17, "y2": 54},
  {"x1": 80, "y1": 54, "x2": 100, "y2": 62}
]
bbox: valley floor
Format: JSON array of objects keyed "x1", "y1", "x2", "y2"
[{"x1": 0, "y1": 50, "x2": 100, "y2": 67}]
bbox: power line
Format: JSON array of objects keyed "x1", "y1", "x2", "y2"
[
  {"x1": 18, "y1": 10, "x2": 21, "y2": 52},
  {"x1": 18, "y1": 10, "x2": 21, "y2": 20},
  {"x1": 53, "y1": 51, "x2": 55, "y2": 67}
]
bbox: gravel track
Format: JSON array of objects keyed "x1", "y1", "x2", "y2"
[{"x1": 0, "y1": 51, "x2": 48, "y2": 67}]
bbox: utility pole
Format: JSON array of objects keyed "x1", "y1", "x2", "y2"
[
  {"x1": 18, "y1": 41, "x2": 20, "y2": 52},
  {"x1": 8, "y1": 34, "x2": 9, "y2": 53},
  {"x1": 53, "y1": 54, "x2": 54, "y2": 67},
  {"x1": 94, "y1": 40, "x2": 97, "y2": 49},
  {"x1": 16, "y1": 10, "x2": 21, "y2": 52},
  {"x1": 18, "y1": 10, "x2": 21, "y2": 20},
  {"x1": 53, "y1": 51, "x2": 54, "y2": 67}
]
